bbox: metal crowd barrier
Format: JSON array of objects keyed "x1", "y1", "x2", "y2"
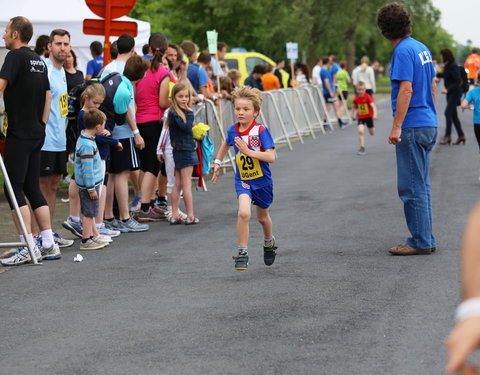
[{"x1": 191, "y1": 84, "x2": 352, "y2": 176}]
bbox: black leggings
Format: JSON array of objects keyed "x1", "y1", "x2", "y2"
[
  {"x1": 444, "y1": 93, "x2": 464, "y2": 137},
  {"x1": 474, "y1": 124, "x2": 480, "y2": 151},
  {"x1": 3, "y1": 136, "x2": 47, "y2": 210}
]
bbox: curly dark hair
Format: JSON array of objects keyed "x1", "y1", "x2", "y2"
[{"x1": 376, "y1": 3, "x2": 412, "y2": 40}]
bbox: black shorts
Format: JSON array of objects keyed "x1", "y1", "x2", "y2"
[
  {"x1": 138, "y1": 121, "x2": 162, "y2": 176},
  {"x1": 109, "y1": 138, "x2": 140, "y2": 174},
  {"x1": 324, "y1": 94, "x2": 337, "y2": 103},
  {"x1": 40, "y1": 150, "x2": 67, "y2": 176},
  {"x1": 338, "y1": 91, "x2": 348, "y2": 100},
  {"x1": 79, "y1": 185, "x2": 101, "y2": 218},
  {"x1": 358, "y1": 118, "x2": 374, "y2": 129}
]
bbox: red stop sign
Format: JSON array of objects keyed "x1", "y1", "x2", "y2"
[{"x1": 85, "y1": 0, "x2": 136, "y2": 19}]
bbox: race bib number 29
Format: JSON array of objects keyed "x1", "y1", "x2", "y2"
[
  {"x1": 236, "y1": 153, "x2": 263, "y2": 180},
  {"x1": 59, "y1": 93, "x2": 68, "y2": 118}
]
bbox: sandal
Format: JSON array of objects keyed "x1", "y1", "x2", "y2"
[
  {"x1": 169, "y1": 217, "x2": 185, "y2": 225},
  {"x1": 184, "y1": 217, "x2": 200, "y2": 225}
]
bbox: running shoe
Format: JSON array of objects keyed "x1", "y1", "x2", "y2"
[
  {"x1": 80, "y1": 239, "x2": 107, "y2": 250},
  {"x1": 0, "y1": 246, "x2": 42, "y2": 266},
  {"x1": 104, "y1": 219, "x2": 123, "y2": 231},
  {"x1": 357, "y1": 146, "x2": 366, "y2": 156},
  {"x1": 62, "y1": 217, "x2": 83, "y2": 238},
  {"x1": 129, "y1": 195, "x2": 141, "y2": 212},
  {"x1": 152, "y1": 204, "x2": 168, "y2": 217},
  {"x1": 96, "y1": 223, "x2": 121, "y2": 238},
  {"x1": 233, "y1": 252, "x2": 249, "y2": 271},
  {"x1": 132, "y1": 208, "x2": 165, "y2": 222},
  {"x1": 118, "y1": 217, "x2": 149, "y2": 233},
  {"x1": 40, "y1": 243, "x2": 62, "y2": 260},
  {"x1": 263, "y1": 239, "x2": 278, "y2": 266},
  {"x1": 92, "y1": 235, "x2": 112, "y2": 244},
  {"x1": 53, "y1": 232, "x2": 74, "y2": 248}
]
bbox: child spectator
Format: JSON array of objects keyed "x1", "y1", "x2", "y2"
[
  {"x1": 156, "y1": 111, "x2": 188, "y2": 222},
  {"x1": 227, "y1": 69, "x2": 242, "y2": 88},
  {"x1": 461, "y1": 71, "x2": 480, "y2": 180},
  {"x1": 212, "y1": 86, "x2": 277, "y2": 270},
  {"x1": 219, "y1": 76, "x2": 235, "y2": 99},
  {"x1": 261, "y1": 64, "x2": 281, "y2": 91},
  {"x1": 74, "y1": 108, "x2": 111, "y2": 250},
  {"x1": 167, "y1": 82, "x2": 200, "y2": 225},
  {"x1": 63, "y1": 83, "x2": 122, "y2": 239},
  {"x1": 351, "y1": 81, "x2": 378, "y2": 155}
]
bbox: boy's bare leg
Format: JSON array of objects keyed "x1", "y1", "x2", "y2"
[
  {"x1": 368, "y1": 127, "x2": 376, "y2": 136},
  {"x1": 358, "y1": 124, "x2": 365, "y2": 148},
  {"x1": 68, "y1": 180, "x2": 80, "y2": 217},
  {"x1": 256, "y1": 206, "x2": 273, "y2": 240},
  {"x1": 82, "y1": 216, "x2": 94, "y2": 239},
  {"x1": 237, "y1": 194, "x2": 251, "y2": 248}
]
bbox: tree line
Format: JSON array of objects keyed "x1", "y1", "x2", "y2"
[{"x1": 129, "y1": 0, "x2": 457, "y2": 72}]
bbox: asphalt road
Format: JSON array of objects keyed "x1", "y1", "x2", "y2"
[{"x1": 0, "y1": 92, "x2": 477, "y2": 374}]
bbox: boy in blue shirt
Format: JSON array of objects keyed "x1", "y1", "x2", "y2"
[
  {"x1": 75, "y1": 108, "x2": 110, "y2": 250},
  {"x1": 212, "y1": 86, "x2": 277, "y2": 270},
  {"x1": 462, "y1": 71, "x2": 480, "y2": 179}
]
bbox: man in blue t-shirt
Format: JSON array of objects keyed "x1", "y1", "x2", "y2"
[
  {"x1": 377, "y1": 3, "x2": 438, "y2": 255},
  {"x1": 320, "y1": 56, "x2": 346, "y2": 127},
  {"x1": 85, "y1": 41, "x2": 103, "y2": 80}
]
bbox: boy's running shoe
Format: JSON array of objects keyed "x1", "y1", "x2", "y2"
[
  {"x1": 233, "y1": 252, "x2": 249, "y2": 271},
  {"x1": 0, "y1": 246, "x2": 42, "y2": 266},
  {"x1": 40, "y1": 243, "x2": 62, "y2": 260},
  {"x1": 62, "y1": 217, "x2": 83, "y2": 238},
  {"x1": 80, "y1": 239, "x2": 107, "y2": 250},
  {"x1": 357, "y1": 146, "x2": 366, "y2": 156},
  {"x1": 118, "y1": 217, "x2": 149, "y2": 233},
  {"x1": 264, "y1": 240, "x2": 278, "y2": 266},
  {"x1": 53, "y1": 232, "x2": 74, "y2": 248},
  {"x1": 132, "y1": 208, "x2": 165, "y2": 222},
  {"x1": 104, "y1": 219, "x2": 123, "y2": 231},
  {"x1": 96, "y1": 223, "x2": 121, "y2": 238},
  {"x1": 92, "y1": 235, "x2": 111, "y2": 245},
  {"x1": 129, "y1": 195, "x2": 141, "y2": 212}
]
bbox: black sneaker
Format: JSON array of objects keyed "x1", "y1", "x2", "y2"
[
  {"x1": 233, "y1": 252, "x2": 249, "y2": 270},
  {"x1": 263, "y1": 241, "x2": 277, "y2": 266}
]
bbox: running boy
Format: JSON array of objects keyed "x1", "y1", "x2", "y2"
[
  {"x1": 212, "y1": 86, "x2": 277, "y2": 270},
  {"x1": 74, "y1": 108, "x2": 110, "y2": 250},
  {"x1": 351, "y1": 81, "x2": 378, "y2": 155}
]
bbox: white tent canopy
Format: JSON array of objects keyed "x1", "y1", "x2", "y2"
[{"x1": 0, "y1": 0, "x2": 151, "y2": 74}]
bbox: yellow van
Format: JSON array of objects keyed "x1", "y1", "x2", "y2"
[{"x1": 224, "y1": 52, "x2": 276, "y2": 86}]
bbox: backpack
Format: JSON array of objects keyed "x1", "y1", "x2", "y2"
[
  {"x1": 67, "y1": 72, "x2": 119, "y2": 121},
  {"x1": 458, "y1": 65, "x2": 469, "y2": 93}
]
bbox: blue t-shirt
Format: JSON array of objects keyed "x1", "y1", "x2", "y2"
[
  {"x1": 225, "y1": 121, "x2": 275, "y2": 191},
  {"x1": 331, "y1": 63, "x2": 340, "y2": 76},
  {"x1": 86, "y1": 56, "x2": 104, "y2": 78},
  {"x1": 42, "y1": 59, "x2": 68, "y2": 151},
  {"x1": 390, "y1": 37, "x2": 437, "y2": 128},
  {"x1": 320, "y1": 67, "x2": 333, "y2": 95},
  {"x1": 465, "y1": 86, "x2": 480, "y2": 124},
  {"x1": 187, "y1": 63, "x2": 208, "y2": 94},
  {"x1": 101, "y1": 60, "x2": 134, "y2": 139}
]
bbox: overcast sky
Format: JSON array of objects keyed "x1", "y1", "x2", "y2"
[{"x1": 432, "y1": 0, "x2": 480, "y2": 46}]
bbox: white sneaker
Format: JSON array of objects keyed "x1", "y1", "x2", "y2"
[
  {"x1": 1, "y1": 246, "x2": 42, "y2": 266},
  {"x1": 80, "y1": 239, "x2": 107, "y2": 250},
  {"x1": 40, "y1": 243, "x2": 62, "y2": 260},
  {"x1": 96, "y1": 223, "x2": 120, "y2": 238},
  {"x1": 53, "y1": 232, "x2": 74, "y2": 248},
  {"x1": 92, "y1": 235, "x2": 112, "y2": 244}
]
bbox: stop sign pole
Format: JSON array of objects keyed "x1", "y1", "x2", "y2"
[{"x1": 83, "y1": 0, "x2": 138, "y2": 66}]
